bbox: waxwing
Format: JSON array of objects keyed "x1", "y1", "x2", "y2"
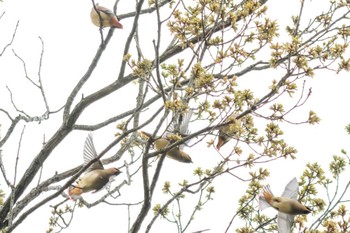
[
  {"x1": 90, "y1": 4, "x2": 123, "y2": 28},
  {"x1": 68, "y1": 134, "x2": 121, "y2": 198},
  {"x1": 140, "y1": 110, "x2": 193, "y2": 163},
  {"x1": 259, "y1": 177, "x2": 312, "y2": 233},
  {"x1": 216, "y1": 113, "x2": 242, "y2": 150}
]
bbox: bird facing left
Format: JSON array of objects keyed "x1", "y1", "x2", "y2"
[{"x1": 68, "y1": 134, "x2": 121, "y2": 199}]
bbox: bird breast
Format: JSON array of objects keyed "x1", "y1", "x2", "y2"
[
  {"x1": 79, "y1": 170, "x2": 109, "y2": 192},
  {"x1": 154, "y1": 138, "x2": 192, "y2": 163},
  {"x1": 154, "y1": 138, "x2": 169, "y2": 150},
  {"x1": 274, "y1": 197, "x2": 310, "y2": 215}
]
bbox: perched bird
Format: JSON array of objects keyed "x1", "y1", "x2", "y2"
[
  {"x1": 259, "y1": 177, "x2": 312, "y2": 233},
  {"x1": 216, "y1": 114, "x2": 242, "y2": 150},
  {"x1": 90, "y1": 4, "x2": 123, "y2": 29},
  {"x1": 68, "y1": 134, "x2": 121, "y2": 198},
  {"x1": 140, "y1": 110, "x2": 193, "y2": 163}
]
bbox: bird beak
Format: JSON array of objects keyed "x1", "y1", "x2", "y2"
[{"x1": 304, "y1": 206, "x2": 312, "y2": 214}]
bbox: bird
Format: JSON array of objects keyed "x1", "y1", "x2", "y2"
[
  {"x1": 90, "y1": 4, "x2": 123, "y2": 29},
  {"x1": 140, "y1": 110, "x2": 193, "y2": 163},
  {"x1": 68, "y1": 134, "x2": 121, "y2": 198},
  {"x1": 216, "y1": 113, "x2": 242, "y2": 150},
  {"x1": 259, "y1": 177, "x2": 312, "y2": 233}
]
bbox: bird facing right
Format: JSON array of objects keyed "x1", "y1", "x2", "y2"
[
  {"x1": 90, "y1": 4, "x2": 123, "y2": 29},
  {"x1": 140, "y1": 110, "x2": 193, "y2": 163},
  {"x1": 68, "y1": 134, "x2": 121, "y2": 199},
  {"x1": 259, "y1": 177, "x2": 312, "y2": 233}
]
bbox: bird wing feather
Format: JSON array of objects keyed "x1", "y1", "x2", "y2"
[
  {"x1": 281, "y1": 177, "x2": 298, "y2": 200},
  {"x1": 83, "y1": 133, "x2": 104, "y2": 173},
  {"x1": 166, "y1": 110, "x2": 193, "y2": 150},
  {"x1": 278, "y1": 212, "x2": 294, "y2": 233},
  {"x1": 166, "y1": 110, "x2": 193, "y2": 136},
  {"x1": 179, "y1": 109, "x2": 193, "y2": 136}
]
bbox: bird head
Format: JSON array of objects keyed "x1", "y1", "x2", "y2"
[{"x1": 180, "y1": 151, "x2": 193, "y2": 163}]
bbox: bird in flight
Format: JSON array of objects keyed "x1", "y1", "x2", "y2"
[
  {"x1": 68, "y1": 133, "x2": 121, "y2": 199},
  {"x1": 259, "y1": 177, "x2": 312, "y2": 233},
  {"x1": 140, "y1": 110, "x2": 193, "y2": 163}
]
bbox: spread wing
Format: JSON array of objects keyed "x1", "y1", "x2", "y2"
[
  {"x1": 179, "y1": 109, "x2": 193, "y2": 136},
  {"x1": 83, "y1": 133, "x2": 104, "y2": 173},
  {"x1": 166, "y1": 110, "x2": 193, "y2": 149},
  {"x1": 278, "y1": 212, "x2": 294, "y2": 233},
  {"x1": 167, "y1": 110, "x2": 193, "y2": 135},
  {"x1": 281, "y1": 177, "x2": 298, "y2": 200}
]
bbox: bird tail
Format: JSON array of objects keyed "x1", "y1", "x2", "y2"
[
  {"x1": 259, "y1": 185, "x2": 274, "y2": 211},
  {"x1": 68, "y1": 185, "x2": 83, "y2": 197},
  {"x1": 179, "y1": 109, "x2": 193, "y2": 135}
]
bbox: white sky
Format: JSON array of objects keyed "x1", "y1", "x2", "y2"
[{"x1": 0, "y1": 0, "x2": 350, "y2": 232}]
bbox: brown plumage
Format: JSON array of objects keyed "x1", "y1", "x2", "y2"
[
  {"x1": 140, "y1": 132, "x2": 192, "y2": 163},
  {"x1": 68, "y1": 134, "x2": 121, "y2": 198},
  {"x1": 261, "y1": 185, "x2": 311, "y2": 215},
  {"x1": 90, "y1": 4, "x2": 123, "y2": 28},
  {"x1": 140, "y1": 110, "x2": 193, "y2": 163},
  {"x1": 259, "y1": 178, "x2": 312, "y2": 233},
  {"x1": 216, "y1": 114, "x2": 241, "y2": 150}
]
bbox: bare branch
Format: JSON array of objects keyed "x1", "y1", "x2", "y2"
[{"x1": 0, "y1": 21, "x2": 19, "y2": 57}]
